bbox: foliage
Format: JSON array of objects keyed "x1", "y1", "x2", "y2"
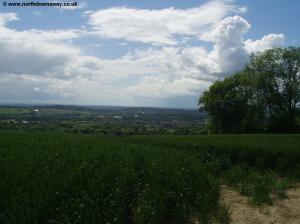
[
  {"x1": 0, "y1": 132, "x2": 219, "y2": 224},
  {"x1": 199, "y1": 72, "x2": 262, "y2": 133},
  {"x1": 125, "y1": 134, "x2": 300, "y2": 205},
  {"x1": 199, "y1": 47, "x2": 300, "y2": 133},
  {"x1": 125, "y1": 134, "x2": 300, "y2": 177},
  {"x1": 1, "y1": 132, "x2": 299, "y2": 223}
]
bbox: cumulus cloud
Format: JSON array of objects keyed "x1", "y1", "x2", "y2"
[
  {"x1": 245, "y1": 34, "x2": 285, "y2": 53},
  {"x1": 86, "y1": 1, "x2": 246, "y2": 45},
  {"x1": 0, "y1": 4, "x2": 286, "y2": 108},
  {"x1": 207, "y1": 16, "x2": 251, "y2": 76}
]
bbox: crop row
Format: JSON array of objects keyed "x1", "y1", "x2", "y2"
[{"x1": 0, "y1": 132, "x2": 220, "y2": 224}]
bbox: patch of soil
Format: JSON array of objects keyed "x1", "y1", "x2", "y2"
[{"x1": 221, "y1": 185, "x2": 300, "y2": 224}]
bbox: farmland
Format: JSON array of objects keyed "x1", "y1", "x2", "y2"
[
  {"x1": 0, "y1": 132, "x2": 299, "y2": 224},
  {"x1": 0, "y1": 108, "x2": 31, "y2": 115},
  {"x1": 0, "y1": 105, "x2": 206, "y2": 135}
]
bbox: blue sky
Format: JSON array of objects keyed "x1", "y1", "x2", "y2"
[{"x1": 0, "y1": 0, "x2": 299, "y2": 108}]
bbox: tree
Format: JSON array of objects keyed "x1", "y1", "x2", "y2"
[
  {"x1": 199, "y1": 72, "x2": 262, "y2": 133},
  {"x1": 199, "y1": 47, "x2": 300, "y2": 133},
  {"x1": 248, "y1": 47, "x2": 300, "y2": 132}
]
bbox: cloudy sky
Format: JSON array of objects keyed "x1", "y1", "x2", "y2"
[{"x1": 0, "y1": 0, "x2": 299, "y2": 108}]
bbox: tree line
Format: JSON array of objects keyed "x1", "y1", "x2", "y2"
[{"x1": 199, "y1": 47, "x2": 300, "y2": 133}]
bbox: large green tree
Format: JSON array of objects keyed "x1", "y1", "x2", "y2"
[
  {"x1": 199, "y1": 72, "x2": 263, "y2": 133},
  {"x1": 248, "y1": 47, "x2": 300, "y2": 131},
  {"x1": 199, "y1": 47, "x2": 300, "y2": 133}
]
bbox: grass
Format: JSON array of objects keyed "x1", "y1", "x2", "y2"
[
  {"x1": 0, "y1": 132, "x2": 299, "y2": 223},
  {"x1": 0, "y1": 108, "x2": 31, "y2": 115}
]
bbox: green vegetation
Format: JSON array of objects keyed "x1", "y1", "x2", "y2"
[
  {"x1": 0, "y1": 105, "x2": 205, "y2": 135},
  {"x1": 1, "y1": 47, "x2": 300, "y2": 222},
  {"x1": 200, "y1": 47, "x2": 300, "y2": 133},
  {"x1": 0, "y1": 132, "x2": 219, "y2": 224},
  {"x1": 0, "y1": 132, "x2": 299, "y2": 224},
  {"x1": 0, "y1": 107, "x2": 31, "y2": 115}
]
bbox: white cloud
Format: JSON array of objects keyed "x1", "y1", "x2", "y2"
[
  {"x1": 0, "y1": 13, "x2": 19, "y2": 26},
  {"x1": 207, "y1": 16, "x2": 251, "y2": 76},
  {"x1": 0, "y1": 6, "x2": 286, "y2": 108},
  {"x1": 0, "y1": 37, "x2": 79, "y2": 77},
  {"x1": 0, "y1": 14, "x2": 83, "y2": 77},
  {"x1": 86, "y1": 1, "x2": 246, "y2": 45},
  {"x1": 245, "y1": 34, "x2": 285, "y2": 53}
]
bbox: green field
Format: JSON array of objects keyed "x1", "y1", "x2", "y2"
[
  {"x1": 0, "y1": 133, "x2": 299, "y2": 224},
  {"x1": 0, "y1": 108, "x2": 31, "y2": 115}
]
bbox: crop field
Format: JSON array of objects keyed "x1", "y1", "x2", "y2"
[
  {"x1": 0, "y1": 132, "x2": 300, "y2": 224},
  {"x1": 0, "y1": 108, "x2": 31, "y2": 115}
]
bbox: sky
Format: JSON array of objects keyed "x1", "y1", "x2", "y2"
[{"x1": 0, "y1": 0, "x2": 299, "y2": 108}]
